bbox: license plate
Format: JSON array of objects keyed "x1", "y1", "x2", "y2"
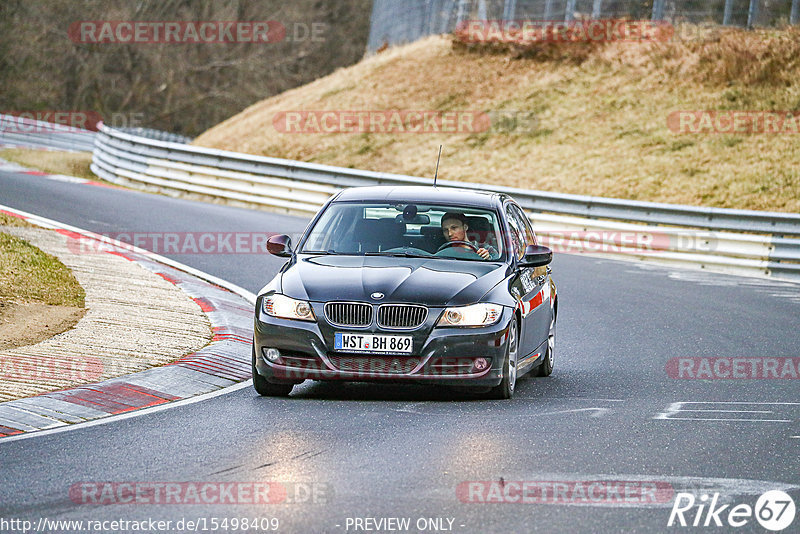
[{"x1": 334, "y1": 332, "x2": 413, "y2": 354}]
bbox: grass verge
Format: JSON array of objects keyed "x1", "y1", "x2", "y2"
[
  {"x1": 0, "y1": 148, "x2": 95, "y2": 181},
  {"x1": 0, "y1": 231, "x2": 85, "y2": 308},
  {"x1": 0, "y1": 212, "x2": 34, "y2": 228}
]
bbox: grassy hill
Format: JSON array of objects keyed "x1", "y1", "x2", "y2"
[{"x1": 193, "y1": 27, "x2": 800, "y2": 212}]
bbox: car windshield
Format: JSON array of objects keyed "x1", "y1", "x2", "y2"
[{"x1": 300, "y1": 202, "x2": 505, "y2": 261}]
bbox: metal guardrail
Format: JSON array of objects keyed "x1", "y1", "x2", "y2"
[
  {"x1": 4, "y1": 114, "x2": 793, "y2": 280},
  {"x1": 116, "y1": 127, "x2": 193, "y2": 145},
  {"x1": 90, "y1": 123, "x2": 800, "y2": 282},
  {"x1": 0, "y1": 115, "x2": 193, "y2": 153},
  {"x1": 0, "y1": 114, "x2": 96, "y2": 152}
]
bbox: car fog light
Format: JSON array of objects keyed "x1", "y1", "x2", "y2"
[
  {"x1": 295, "y1": 301, "x2": 312, "y2": 317},
  {"x1": 473, "y1": 357, "x2": 489, "y2": 371},
  {"x1": 445, "y1": 309, "x2": 463, "y2": 323},
  {"x1": 263, "y1": 348, "x2": 281, "y2": 362}
]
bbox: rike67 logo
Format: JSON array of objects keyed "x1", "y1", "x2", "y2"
[{"x1": 668, "y1": 491, "x2": 796, "y2": 531}]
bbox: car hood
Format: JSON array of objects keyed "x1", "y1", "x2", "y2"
[{"x1": 280, "y1": 254, "x2": 508, "y2": 307}]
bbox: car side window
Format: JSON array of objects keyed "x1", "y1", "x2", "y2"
[
  {"x1": 505, "y1": 205, "x2": 525, "y2": 260},
  {"x1": 510, "y1": 204, "x2": 536, "y2": 246}
]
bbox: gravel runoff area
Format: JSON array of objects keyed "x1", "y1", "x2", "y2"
[{"x1": 0, "y1": 224, "x2": 212, "y2": 402}]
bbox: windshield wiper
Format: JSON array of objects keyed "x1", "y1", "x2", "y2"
[
  {"x1": 302, "y1": 249, "x2": 339, "y2": 255},
  {"x1": 363, "y1": 251, "x2": 436, "y2": 259}
]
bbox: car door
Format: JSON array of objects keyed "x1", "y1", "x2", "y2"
[{"x1": 506, "y1": 203, "x2": 551, "y2": 360}]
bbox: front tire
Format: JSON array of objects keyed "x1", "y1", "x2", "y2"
[
  {"x1": 488, "y1": 319, "x2": 518, "y2": 399},
  {"x1": 252, "y1": 346, "x2": 294, "y2": 396},
  {"x1": 536, "y1": 315, "x2": 555, "y2": 377}
]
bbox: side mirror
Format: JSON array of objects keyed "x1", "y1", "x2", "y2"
[
  {"x1": 267, "y1": 234, "x2": 292, "y2": 257},
  {"x1": 518, "y1": 244, "x2": 552, "y2": 268}
]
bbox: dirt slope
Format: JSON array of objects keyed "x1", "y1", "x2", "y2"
[{"x1": 194, "y1": 28, "x2": 800, "y2": 212}]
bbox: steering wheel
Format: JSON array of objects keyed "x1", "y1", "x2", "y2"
[{"x1": 437, "y1": 240, "x2": 479, "y2": 253}]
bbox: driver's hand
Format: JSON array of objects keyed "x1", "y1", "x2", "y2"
[{"x1": 476, "y1": 247, "x2": 490, "y2": 260}]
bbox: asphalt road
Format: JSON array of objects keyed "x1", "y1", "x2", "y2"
[{"x1": 1, "y1": 170, "x2": 799, "y2": 533}]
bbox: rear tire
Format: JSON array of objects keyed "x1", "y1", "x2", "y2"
[
  {"x1": 252, "y1": 346, "x2": 294, "y2": 396},
  {"x1": 488, "y1": 320, "x2": 518, "y2": 399}
]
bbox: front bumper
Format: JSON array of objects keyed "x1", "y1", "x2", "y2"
[{"x1": 254, "y1": 303, "x2": 513, "y2": 387}]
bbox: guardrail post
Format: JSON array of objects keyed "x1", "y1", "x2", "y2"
[
  {"x1": 544, "y1": 0, "x2": 554, "y2": 20},
  {"x1": 503, "y1": 0, "x2": 517, "y2": 21},
  {"x1": 747, "y1": 0, "x2": 759, "y2": 28},
  {"x1": 651, "y1": 0, "x2": 665, "y2": 21},
  {"x1": 565, "y1": 0, "x2": 577, "y2": 21},
  {"x1": 592, "y1": 0, "x2": 603, "y2": 18},
  {"x1": 791, "y1": 0, "x2": 799, "y2": 25},
  {"x1": 439, "y1": 0, "x2": 455, "y2": 32},
  {"x1": 427, "y1": 0, "x2": 440, "y2": 34},
  {"x1": 456, "y1": 0, "x2": 469, "y2": 25},
  {"x1": 722, "y1": 0, "x2": 734, "y2": 25}
]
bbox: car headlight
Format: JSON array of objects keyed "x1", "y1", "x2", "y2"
[
  {"x1": 437, "y1": 303, "x2": 503, "y2": 327},
  {"x1": 262, "y1": 294, "x2": 315, "y2": 322}
]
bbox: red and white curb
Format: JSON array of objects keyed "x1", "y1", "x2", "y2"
[
  {"x1": 0, "y1": 156, "x2": 122, "y2": 188},
  {"x1": 0, "y1": 205, "x2": 257, "y2": 440},
  {"x1": 0, "y1": 143, "x2": 87, "y2": 154}
]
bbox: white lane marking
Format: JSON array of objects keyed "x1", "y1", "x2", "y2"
[
  {"x1": 659, "y1": 417, "x2": 792, "y2": 422},
  {"x1": 665, "y1": 401, "x2": 800, "y2": 405},
  {"x1": 618, "y1": 261, "x2": 800, "y2": 298},
  {"x1": 679, "y1": 409, "x2": 775, "y2": 413},
  {"x1": 518, "y1": 397, "x2": 626, "y2": 402},
  {"x1": 0, "y1": 380, "x2": 253, "y2": 445},
  {"x1": 391, "y1": 406, "x2": 612, "y2": 417},
  {"x1": 666, "y1": 271, "x2": 800, "y2": 301},
  {"x1": 452, "y1": 473, "x2": 800, "y2": 508},
  {"x1": 529, "y1": 407, "x2": 610, "y2": 418},
  {"x1": 39, "y1": 173, "x2": 89, "y2": 184},
  {"x1": 0, "y1": 158, "x2": 89, "y2": 183},
  {"x1": 654, "y1": 401, "x2": 799, "y2": 423},
  {"x1": 393, "y1": 402, "x2": 426, "y2": 415}
]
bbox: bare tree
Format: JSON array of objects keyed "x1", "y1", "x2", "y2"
[{"x1": 0, "y1": 0, "x2": 373, "y2": 136}]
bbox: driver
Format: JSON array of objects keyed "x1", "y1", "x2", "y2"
[{"x1": 440, "y1": 212, "x2": 496, "y2": 260}]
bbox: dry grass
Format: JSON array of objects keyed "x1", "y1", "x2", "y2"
[
  {"x1": 0, "y1": 148, "x2": 96, "y2": 181},
  {"x1": 0, "y1": 232, "x2": 85, "y2": 308},
  {"x1": 0, "y1": 213, "x2": 34, "y2": 228},
  {"x1": 194, "y1": 27, "x2": 800, "y2": 213}
]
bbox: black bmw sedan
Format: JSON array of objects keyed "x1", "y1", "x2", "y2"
[{"x1": 253, "y1": 186, "x2": 557, "y2": 399}]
